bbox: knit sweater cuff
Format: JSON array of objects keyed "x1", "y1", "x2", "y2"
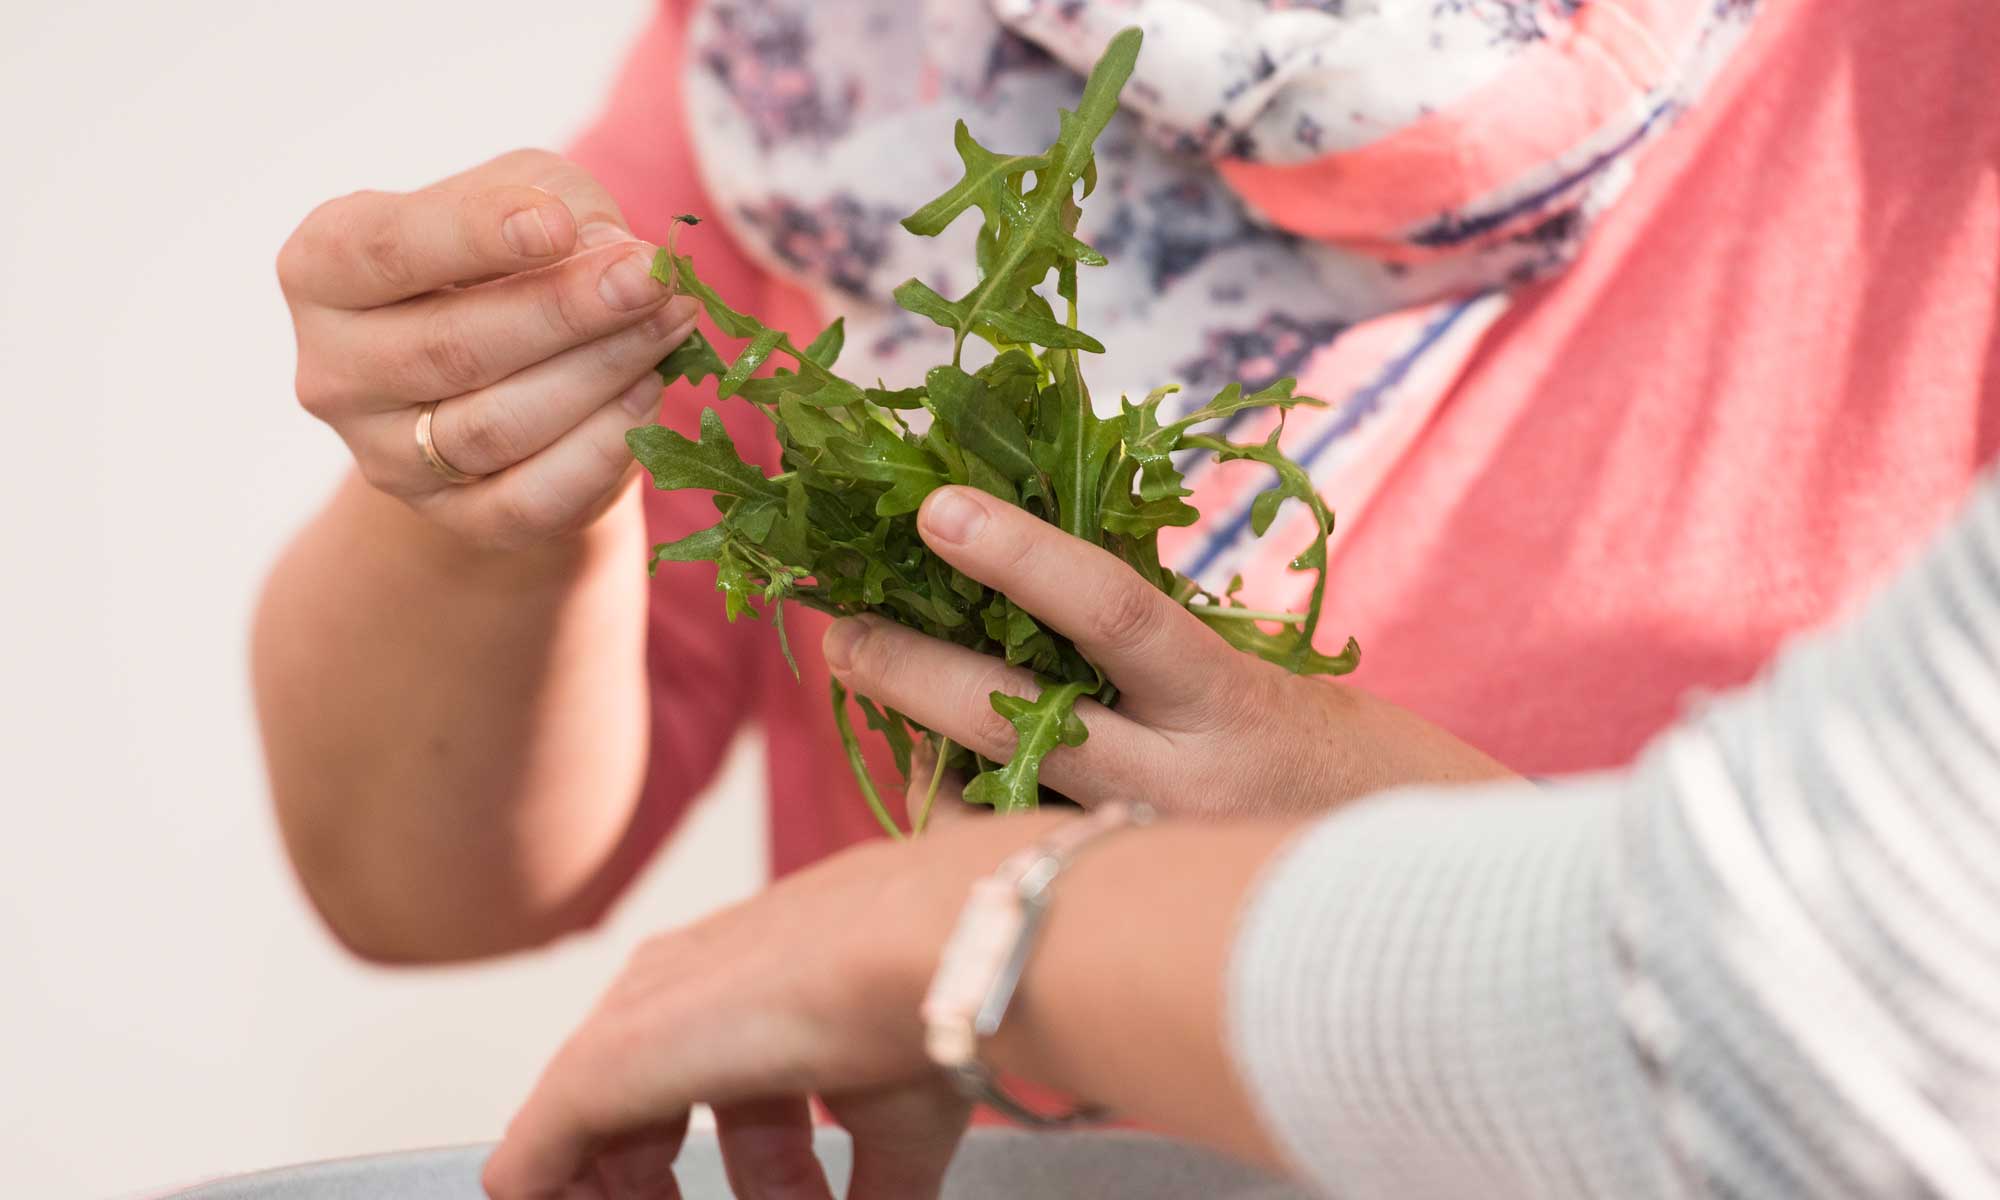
[{"x1": 1227, "y1": 781, "x2": 1673, "y2": 1198}]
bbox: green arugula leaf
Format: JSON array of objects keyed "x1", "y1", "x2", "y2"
[
  {"x1": 961, "y1": 680, "x2": 1092, "y2": 814},
  {"x1": 717, "y1": 327, "x2": 785, "y2": 399},
  {"x1": 864, "y1": 384, "x2": 929, "y2": 409},
  {"x1": 901, "y1": 120, "x2": 1050, "y2": 236},
  {"x1": 648, "y1": 523, "x2": 725, "y2": 573},
  {"x1": 654, "y1": 328, "x2": 727, "y2": 385},
  {"x1": 651, "y1": 250, "x2": 760, "y2": 339},
  {"x1": 830, "y1": 679, "x2": 906, "y2": 839},
  {"x1": 1100, "y1": 487, "x2": 1199, "y2": 536},
  {"x1": 826, "y1": 423, "x2": 948, "y2": 516},
  {"x1": 925, "y1": 365, "x2": 1039, "y2": 484},
  {"x1": 803, "y1": 317, "x2": 846, "y2": 368},
  {"x1": 628, "y1": 408, "x2": 781, "y2": 499},
  {"x1": 855, "y1": 694, "x2": 915, "y2": 780},
  {"x1": 1180, "y1": 427, "x2": 1339, "y2": 673},
  {"x1": 1036, "y1": 353, "x2": 1124, "y2": 539},
  {"x1": 896, "y1": 26, "x2": 1140, "y2": 362},
  {"x1": 1193, "y1": 609, "x2": 1361, "y2": 676},
  {"x1": 776, "y1": 393, "x2": 853, "y2": 451},
  {"x1": 624, "y1": 28, "x2": 1362, "y2": 822}
]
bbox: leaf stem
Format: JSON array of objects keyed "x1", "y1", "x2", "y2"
[
  {"x1": 913, "y1": 734, "x2": 952, "y2": 835},
  {"x1": 1185, "y1": 604, "x2": 1309, "y2": 625},
  {"x1": 830, "y1": 679, "x2": 904, "y2": 840},
  {"x1": 661, "y1": 218, "x2": 689, "y2": 301}
]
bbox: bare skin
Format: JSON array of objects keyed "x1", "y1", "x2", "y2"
[
  {"x1": 254, "y1": 149, "x2": 699, "y2": 962},
  {"x1": 254, "y1": 150, "x2": 1511, "y2": 967},
  {"x1": 477, "y1": 488, "x2": 1516, "y2": 1197},
  {"x1": 823, "y1": 487, "x2": 1516, "y2": 819},
  {"x1": 479, "y1": 793, "x2": 1301, "y2": 1200}
]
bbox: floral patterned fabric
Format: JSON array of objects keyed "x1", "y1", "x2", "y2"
[{"x1": 678, "y1": 0, "x2": 1760, "y2": 604}]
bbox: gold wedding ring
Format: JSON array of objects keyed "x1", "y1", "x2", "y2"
[{"x1": 414, "y1": 401, "x2": 481, "y2": 485}]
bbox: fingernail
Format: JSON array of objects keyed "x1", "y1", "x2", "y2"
[
  {"x1": 823, "y1": 617, "x2": 868, "y2": 672},
  {"x1": 501, "y1": 206, "x2": 561, "y2": 258},
  {"x1": 578, "y1": 220, "x2": 634, "y2": 249},
  {"x1": 922, "y1": 488, "x2": 987, "y2": 545},
  {"x1": 599, "y1": 249, "x2": 667, "y2": 311},
  {"x1": 621, "y1": 377, "x2": 663, "y2": 418}
]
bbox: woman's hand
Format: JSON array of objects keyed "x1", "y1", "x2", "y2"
[
  {"x1": 278, "y1": 149, "x2": 701, "y2": 551},
  {"x1": 824, "y1": 486, "x2": 1515, "y2": 818},
  {"x1": 479, "y1": 817, "x2": 1071, "y2": 1200},
  {"x1": 480, "y1": 804, "x2": 1307, "y2": 1199}
]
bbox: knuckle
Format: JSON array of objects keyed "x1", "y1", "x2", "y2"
[
  {"x1": 968, "y1": 673, "x2": 1023, "y2": 752},
  {"x1": 279, "y1": 191, "x2": 373, "y2": 298},
  {"x1": 845, "y1": 621, "x2": 889, "y2": 680},
  {"x1": 1203, "y1": 661, "x2": 1279, "y2": 733},
  {"x1": 973, "y1": 704, "x2": 1017, "y2": 755},
  {"x1": 443, "y1": 188, "x2": 488, "y2": 263},
  {"x1": 274, "y1": 228, "x2": 313, "y2": 297},
  {"x1": 495, "y1": 146, "x2": 565, "y2": 178},
  {"x1": 448, "y1": 399, "x2": 532, "y2": 469},
  {"x1": 595, "y1": 329, "x2": 639, "y2": 377},
  {"x1": 602, "y1": 315, "x2": 666, "y2": 373},
  {"x1": 347, "y1": 193, "x2": 417, "y2": 293},
  {"x1": 495, "y1": 474, "x2": 570, "y2": 541},
  {"x1": 417, "y1": 304, "x2": 488, "y2": 394},
  {"x1": 1208, "y1": 664, "x2": 1272, "y2": 732},
  {"x1": 1089, "y1": 575, "x2": 1160, "y2": 652},
  {"x1": 354, "y1": 451, "x2": 414, "y2": 500},
  {"x1": 291, "y1": 364, "x2": 338, "y2": 420},
  {"x1": 540, "y1": 271, "x2": 594, "y2": 340}
]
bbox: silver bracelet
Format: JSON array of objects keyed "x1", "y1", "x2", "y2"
[{"x1": 918, "y1": 802, "x2": 1154, "y2": 1125}]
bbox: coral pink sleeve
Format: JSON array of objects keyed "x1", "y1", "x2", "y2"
[{"x1": 565, "y1": 0, "x2": 790, "y2": 906}]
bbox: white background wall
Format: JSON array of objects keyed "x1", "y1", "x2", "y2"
[{"x1": 0, "y1": 4, "x2": 768, "y2": 1196}]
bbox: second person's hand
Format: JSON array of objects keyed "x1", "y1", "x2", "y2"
[
  {"x1": 278, "y1": 148, "x2": 701, "y2": 550},
  {"x1": 823, "y1": 486, "x2": 1517, "y2": 819}
]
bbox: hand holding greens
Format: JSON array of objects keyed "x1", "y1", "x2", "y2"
[{"x1": 628, "y1": 29, "x2": 1358, "y2": 834}]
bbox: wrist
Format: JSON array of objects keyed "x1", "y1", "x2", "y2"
[
  {"x1": 873, "y1": 814, "x2": 1071, "y2": 1033},
  {"x1": 976, "y1": 819, "x2": 1301, "y2": 1161},
  {"x1": 339, "y1": 469, "x2": 641, "y2": 594}
]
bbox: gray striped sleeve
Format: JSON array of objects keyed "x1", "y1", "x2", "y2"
[{"x1": 1229, "y1": 473, "x2": 2000, "y2": 1198}]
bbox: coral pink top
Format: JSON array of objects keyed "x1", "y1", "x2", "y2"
[{"x1": 570, "y1": 0, "x2": 2000, "y2": 895}]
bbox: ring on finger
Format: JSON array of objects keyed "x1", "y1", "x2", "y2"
[{"x1": 415, "y1": 400, "x2": 482, "y2": 485}]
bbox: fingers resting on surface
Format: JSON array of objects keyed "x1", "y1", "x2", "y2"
[{"x1": 716, "y1": 1097, "x2": 834, "y2": 1200}]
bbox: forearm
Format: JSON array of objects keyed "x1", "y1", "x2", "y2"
[
  {"x1": 1126, "y1": 473, "x2": 2000, "y2": 1196},
  {"x1": 251, "y1": 471, "x2": 650, "y2": 962},
  {"x1": 899, "y1": 816, "x2": 1299, "y2": 1167}
]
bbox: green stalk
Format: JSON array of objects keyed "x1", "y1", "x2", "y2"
[
  {"x1": 830, "y1": 678, "x2": 904, "y2": 840},
  {"x1": 1185, "y1": 605, "x2": 1308, "y2": 625},
  {"x1": 913, "y1": 734, "x2": 953, "y2": 835}
]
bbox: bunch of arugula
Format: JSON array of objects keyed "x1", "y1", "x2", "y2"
[{"x1": 628, "y1": 28, "x2": 1358, "y2": 836}]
